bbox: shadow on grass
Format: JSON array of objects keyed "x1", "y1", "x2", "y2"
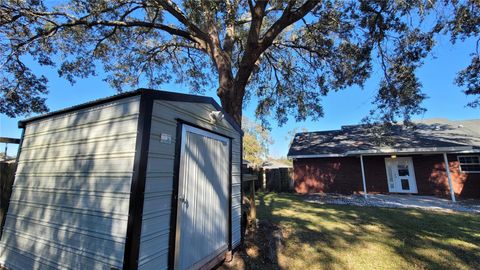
[{"x1": 232, "y1": 192, "x2": 480, "y2": 270}]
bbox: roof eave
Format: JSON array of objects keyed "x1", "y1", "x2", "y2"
[
  {"x1": 288, "y1": 146, "x2": 475, "y2": 159},
  {"x1": 288, "y1": 153, "x2": 346, "y2": 158}
]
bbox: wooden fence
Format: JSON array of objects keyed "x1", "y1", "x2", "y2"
[
  {"x1": 264, "y1": 168, "x2": 293, "y2": 192},
  {"x1": 0, "y1": 161, "x2": 16, "y2": 228}
]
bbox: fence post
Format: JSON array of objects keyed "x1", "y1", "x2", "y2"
[{"x1": 249, "y1": 180, "x2": 256, "y2": 225}]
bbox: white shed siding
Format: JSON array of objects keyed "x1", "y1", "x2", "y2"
[
  {"x1": 231, "y1": 143, "x2": 242, "y2": 248},
  {"x1": 138, "y1": 100, "x2": 241, "y2": 270},
  {"x1": 0, "y1": 96, "x2": 140, "y2": 270}
]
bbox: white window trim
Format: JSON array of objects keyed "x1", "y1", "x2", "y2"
[{"x1": 457, "y1": 155, "x2": 480, "y2": 173}]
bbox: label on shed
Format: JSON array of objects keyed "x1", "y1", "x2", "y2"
[{"x1": 160, "y1": 133, "x2": 172, "y2": 144}]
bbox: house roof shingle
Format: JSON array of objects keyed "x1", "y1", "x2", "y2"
[{"x1": 288, "y1": 118, "x2": 480, "y2": 157}]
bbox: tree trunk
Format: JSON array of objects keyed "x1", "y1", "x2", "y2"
[
  {"x1": 217, "y1": 55, "x2": 261, "y2": 126},
  {"x1": 220, "y1": 48, "x2": 264, "y2": 127},
  {"x1": 218, "y1": 75, "x2": 244, "y2": 126}
]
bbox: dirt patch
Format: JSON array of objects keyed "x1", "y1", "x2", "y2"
[{"x1": 217, "y1": 221, "x2": 284, "y2": 270}]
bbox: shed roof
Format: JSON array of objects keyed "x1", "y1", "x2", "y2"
[
  {"x1": 18, "y1": 88, "x2": 242, "y2": 134},
  {"x1": 262, "y1": 160, "x2": 292, "y2": 169},
  {"x1": 288, "y1": 118, "x2": 480, "y2": 157}
]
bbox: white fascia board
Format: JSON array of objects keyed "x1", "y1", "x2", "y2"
[
  {"x1": 346, "y1": 146, "x2": 473, "y2": 155},
  {"x1": 288, "y1": 153, "x2": 345, "y2": 159},
  {"x1": 263, "y1": 166, "x2": 292, "y2": 169},
  {"x1": 454, "y1": 149, "x2": 480, "y2": 154},
  {"x1": 288, "y1": 146, "x2": 475, "y2": 159}
]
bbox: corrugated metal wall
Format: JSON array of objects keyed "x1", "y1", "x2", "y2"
[
  {"x1": 0, "y1": 96, "x2": 140, "y2": 270},
  {"x1": 138, "y1": 101, "x2": 241, "y2": 270}
]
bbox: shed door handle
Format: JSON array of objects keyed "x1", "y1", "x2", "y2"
[{"x1": 179, "y1": 196, "x2": 188, "y2": 207}]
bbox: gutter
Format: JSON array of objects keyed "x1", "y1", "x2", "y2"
[
  {"x1": 288, "y1": 154, "x2": 346, "y2": 158},
  {"x1": 288, "y1": 146, "x2": 475, "y2": 159}
]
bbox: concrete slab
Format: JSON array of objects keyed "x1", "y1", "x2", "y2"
[{"x1": 304, "y1": 193, "x2": 480, "y2": 214}]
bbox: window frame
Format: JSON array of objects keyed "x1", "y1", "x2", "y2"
[{"x1": 457, "y1": 155, "x2": 480, "y2": 173}]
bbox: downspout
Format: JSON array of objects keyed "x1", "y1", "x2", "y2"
[
  {"x1": 360, "y1": 155, "x2": 367, "y2": 199},
  {"x1": 443, "y1": 153, "x2": 456, "y2": 202}
]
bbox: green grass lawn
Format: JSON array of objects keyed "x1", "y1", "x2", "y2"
[{"x1": 239, "y1": 192, "x2": 480, "y2": 270}]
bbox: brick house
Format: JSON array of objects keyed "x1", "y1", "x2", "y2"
[{"x1": 287, "y1": 119, "x2": 480, "y2": 200}]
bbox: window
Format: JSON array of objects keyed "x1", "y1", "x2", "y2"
[
  {"x1": 458, "y1": 155, "x2": 480, "y2": 173},
  {"x1": 401, "y1": 179, "x2": 410, "y2": 190}
]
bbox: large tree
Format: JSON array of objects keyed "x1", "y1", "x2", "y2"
[{"x1": 0, "y1": 0, "x2": 478, "y2": 125}]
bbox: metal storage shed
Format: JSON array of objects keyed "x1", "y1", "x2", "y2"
[{"x1": 0, "y1": 89, "x2": 243, "y2": 270}]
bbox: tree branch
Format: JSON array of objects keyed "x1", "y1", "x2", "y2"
[
  {"x1": 14, "y1": 18, "x2": 203, "y2": 51},
  {"x1": 223, "y1": 0, "x2": 237, "y2": 55},
  {"x1": 260, "y1": 1, "x2": 319, "y2": 49},
  {"x1": 246, "y1": 0, "x2": 268, "y2": 47},
  {"x1": 265, "y1": 52, "x2": 281, "y2": 88},
  {"x1": 234, "y1": 1, "x2": 318, "y2": 93},
  {"x1": 154, "y1": 0, "x2": 210, "y2": 42}
]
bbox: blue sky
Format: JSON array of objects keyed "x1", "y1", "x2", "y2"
[{"x1": 1, "y1": 35, "x2": 478, "y2": 157}]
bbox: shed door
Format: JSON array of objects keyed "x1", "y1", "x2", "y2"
[{"x1": 174, "y1": 125, "x2": 230, "y2": 270}]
